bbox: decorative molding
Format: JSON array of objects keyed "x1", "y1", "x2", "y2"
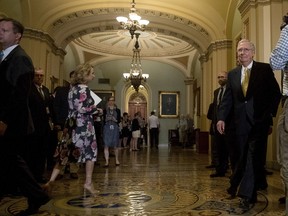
[
  {"x1": 207, "y1": 40, "x2": 233, "y2": 55},
  {"x1": 48, "y1": 8, "x2": 208, "y2": 51},
  {"x1": 238, "y1": 0, "x2": 273, "y2": 17},
  {"x1": 24, "y1": 28, "x2": 66, "y2": 57},
  {"x1": 199, "y1": 54, "x2": 207, "y2": 63},
  {"x1": 200, "y1": 39, "x2": 232, "y2": 62}
]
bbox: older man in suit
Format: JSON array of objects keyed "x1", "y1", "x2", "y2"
[
  {"x1": 26, "y1": 68, "x2": 53, "y2": 183},
  {"x1": 217, "y1": 39, "x2": 281, "y2": 209},
  {"x1": 0, "y1": 17, "x2": 50, "y2": 215}
]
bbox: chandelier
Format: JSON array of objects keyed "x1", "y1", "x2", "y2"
[
  {"x1": 116, "y1": 0, "x2": 149, "y2": 38},
  {"x1": 123, "y1": 33, "x2": 149, "y2": 92}
]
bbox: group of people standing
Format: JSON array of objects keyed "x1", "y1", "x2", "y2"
[{"x1": 119, "y1": 110, "x2": 160, "y2": 151}]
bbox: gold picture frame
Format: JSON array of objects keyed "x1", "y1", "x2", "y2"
[
  {"x1": 93, "y1": 90, "x2": 115, "y2": 109},
  {"x1": 159, "y1": 91, "x2": 180, "y2": 118}
]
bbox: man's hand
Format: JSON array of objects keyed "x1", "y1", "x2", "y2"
[
  {"x1": 216, "y1": 120, "x2": 225, "y2": 134},
  {"x1": 0, "y1": 121, "x2": 7, "y2": 136}
]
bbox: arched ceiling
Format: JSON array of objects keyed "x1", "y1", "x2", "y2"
[{"x1": 1, "y1": 0, "x2": 237, "y2": 71}]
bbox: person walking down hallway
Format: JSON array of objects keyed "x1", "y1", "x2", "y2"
[
  {"x1": 148, "y1": 111, "x2": 160, "y2": 149},
  {"x1": 103, "y1": 96, "x2": 121, "y2": 167},
  {"x1": 54, "y1": 63, "x2": 99, "y2": 197},
  {"x1": 0, "y1": 17, "x2": 50, "y2": 215},
  {"x1": 270, "y1": 13, "x2": 288, "y2": 211},
  {"x1": 216, "y1": 39, "x2": 281, "y2": 209}
]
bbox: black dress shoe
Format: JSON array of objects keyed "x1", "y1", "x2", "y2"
[
  {"x1": 239, "y1": 198, "x2": 250, "y2": 210},
  {"x1": 279, "y1": 196, "x2": 286, "y2": 204},
  {"x1": 226, "y1": 186, "x2": 237, "y2": 198},
  {"x1": 210, "y1": 173, "x2": 225, "y2": 178},
  {"x1": 16, "y1": 196, "x2": 50, "y2": 216}
]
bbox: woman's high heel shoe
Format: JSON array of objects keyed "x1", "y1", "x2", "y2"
[{"x1": 83, "y1": 183, "x2": 99, "y2": 197}]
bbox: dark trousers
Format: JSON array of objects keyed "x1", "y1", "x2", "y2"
[
  {"x1": 94, "y1": 121, "x2": 103, "y2": 150},
  {"x1": 210, "y1": 135, "x2": 219, "y2": 166},
  {"x1": 214, "y1": 133, "x2": 229, "y2": 174},
  {"x1": 0, "y1": 136, "x2": 49, "y2": 203},
  {"x1": 150, "y1": 128, "x2": 159, "y2": 147},
  {"x1": 24, "y1": 133, "x2": 48, "y2": 181},
  {"x1": 230, "y1": 122, "x2": 270, "y2": 200},
  {"x1": 46, "y1": 129, "x2": 58, "y2": 171}
]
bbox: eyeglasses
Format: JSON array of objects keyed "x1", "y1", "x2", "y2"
[
  {"x1": 217, "y1": 76, "x2": 226, "y2": 79},
  {"x1": 237, "y1": 48, "x2": 252, "y2": 53}
]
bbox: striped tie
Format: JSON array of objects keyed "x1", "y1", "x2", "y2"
[{"x1": 242, "y1": 68, "x2": 249, "y2": 97}]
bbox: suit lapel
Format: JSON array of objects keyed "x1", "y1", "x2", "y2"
[{"x1": 246, "y1": 61, "x2": 258, "y2": 97}]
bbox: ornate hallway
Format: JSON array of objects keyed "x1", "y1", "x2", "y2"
[{"x1": 0, "y1": 145, "x2": 285, "y2": 216}]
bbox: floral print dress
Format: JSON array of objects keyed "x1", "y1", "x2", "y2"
[{"x1": 67, "y1": 84, "x2": 98, "y2": 163}]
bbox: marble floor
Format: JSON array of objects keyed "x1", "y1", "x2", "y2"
[{"x1": 0, "y1": 144, "x2": 286, "y2": 216}]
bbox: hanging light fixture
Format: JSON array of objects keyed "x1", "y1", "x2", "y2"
[
  {"x1": 123, "y1": 33, "x2": 149, "y2": 92},
  {"x1": 116, "y1": 0, "x2": 149, "y2": 38}
]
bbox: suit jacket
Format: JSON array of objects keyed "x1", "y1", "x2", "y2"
[
  {"x1": 53, "y1": 86, "x2": 70, "y2": 126},
  {"x1": 218, "y1": 61, "x2": 281, "y2": 135},
  {"x1": 209, "y1": 86, "x2": 234, "y2": 135},
  {"x1": 0, "y1": 46, "x2": 34, "y2": 137},
  {"x1": 29, "y1": 84, "x2": 51, "y2": 136}
]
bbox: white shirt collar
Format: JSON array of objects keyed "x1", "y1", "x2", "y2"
[{"x1": 2, "y1": 44, "x2": 19, "y2": 59}]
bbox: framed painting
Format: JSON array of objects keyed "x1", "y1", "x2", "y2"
[
  {"x1": 93, "y1": 90, "x2": 115, "y2": 109},
  {"x1": 159, "y1": 91, "x2": 180, "y2": 118}
]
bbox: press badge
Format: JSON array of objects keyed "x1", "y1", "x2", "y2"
[{"x1": 110, "y1": 125, "x2": 114, "y2": 130}]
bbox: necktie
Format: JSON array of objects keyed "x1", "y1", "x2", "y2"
[
  {"x1": 38, "y1": 86, "x2": 45, "y2": 99},
  {"x1": 217, "y1": 87, "x2": 224, "y2": 105},
  {"x1": 242, "y1": 68, "x2": 249, "y2": 97},
  {"x1": 0, "y1": 51, "x2": 4, "y2": 62}
]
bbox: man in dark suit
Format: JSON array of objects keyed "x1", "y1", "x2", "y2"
[
  {"x1": 0, "y1": 17, "x2": 50, "y2": 215},
  {"x1": 26, "y1": 68, "x2": 53, "y2": 183},
  {"x1": 209, "y1": 71, "x2": 229, "y2": 177},
  {"x1": 216, "y1": 39, "x2": 281, "y2": 209}
]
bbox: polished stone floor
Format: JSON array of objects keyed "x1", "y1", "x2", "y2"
[{"x1": 0, "y1": 144, "x2": 286, "y2": 216}]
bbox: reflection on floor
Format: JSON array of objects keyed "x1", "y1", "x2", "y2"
[{"x1": 0, "y1": 145, "x2": 286, "y2": 216}]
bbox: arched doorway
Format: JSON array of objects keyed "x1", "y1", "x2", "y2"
[{"x1": 128, "y1": 92, "x2": 147, "y2": 120}]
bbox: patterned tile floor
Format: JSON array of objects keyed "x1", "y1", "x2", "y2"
[{"x1": 0, "y1": 145, "x2": 286, "y2": 216}]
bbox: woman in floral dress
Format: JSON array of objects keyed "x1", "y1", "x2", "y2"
[{"x1": 44, "y1": 63, "x2": 101, "y2": 196}]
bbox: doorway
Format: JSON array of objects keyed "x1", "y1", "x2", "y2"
[{"x1": 128, "y1": 92, "x2": 147, "y2": 120}]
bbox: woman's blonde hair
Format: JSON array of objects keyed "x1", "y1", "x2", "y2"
[{"x1": 70, "y1": 63, "x2": 93, "y2": 85}]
